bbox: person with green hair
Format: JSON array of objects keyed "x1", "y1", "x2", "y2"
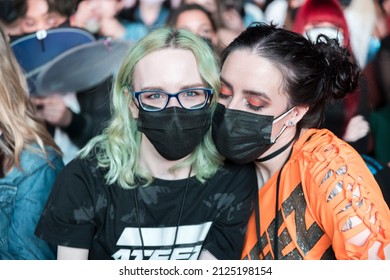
[{"x1": 34, "y1": 27, "x2": 257, "y2": 260}]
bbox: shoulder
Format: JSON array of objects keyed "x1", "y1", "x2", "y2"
[
  {"x1": 48, "y1": 156, "x2": 108, "y2": 205},
  {"x1": 293, "y1": 128, "x2": 372, "y2": 185},
  {"x1": 19, "y1": 144, "x2": 64, "y2": 174},
  {"x1": 56, "y1": 155, "x2": 106, "y2": 188},
  {"x1": 209, "y1": 161, "x2": 257, "y2": 193},
  {"x1": 296, "y1": 128, "x2": 357, "y2": 160},
  {"x1": 61, "y1": 155, "x2": 99, "y2": 177},
  {"x1": 219, "y1": 160, "x2": 257, "y2": 177}
]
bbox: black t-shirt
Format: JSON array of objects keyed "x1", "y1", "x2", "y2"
[{"x1": 35, "y1": 157, "x2": 257, "y2": 260}]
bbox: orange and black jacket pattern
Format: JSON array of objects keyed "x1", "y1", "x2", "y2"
[{"x1": 242, "y1": 128, "x2": 390, "y2": 260}]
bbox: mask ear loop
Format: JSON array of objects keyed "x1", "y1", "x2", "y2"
[
  {"x1": 257, "y1": 127, "x2": 299, "y2": 162},
  {"x1": 270, "y1": 107, "x2": 295, "y2": 143},
  {"x1": 270, "y1": 124, "x2": 287, "y2": 144},
  {"x1": 133, "y1": 189, "x2": 145, "y2": 259}
]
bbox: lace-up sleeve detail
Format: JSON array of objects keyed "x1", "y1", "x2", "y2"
[{"x1": 301, "y1": 131, "x2": 390, "y2": 259}]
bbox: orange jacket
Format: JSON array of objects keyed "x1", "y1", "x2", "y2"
[{"x1": 242, "y1": 129, "x2": 390, "y2": 260}]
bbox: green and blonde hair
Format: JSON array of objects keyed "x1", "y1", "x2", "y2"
[{"x1": 79, "y1": 27, "x2": 223, "y2": 189}]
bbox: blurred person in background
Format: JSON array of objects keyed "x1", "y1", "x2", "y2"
[
  {"x1": 14, "y1": 0, "x2": 76, "y2": 34},
  {"x1": 376, "y1": 0, "x2": 390, "y2": 39},
  {"x1": 291, "y1": 0, "x2": 390, "y2": 200},
  {"x1": 182, "y1": 0, "x2": 218, "y2": 16},
  {"x1": 0, "y1": 0, "x2": 22, "y2": 39},
  {"x1": 13, "y1": 0, "x2": 112, "y2": 164},
  {"x1": 182, "y1": 0, "x2": 263, "y2": 49},
  {"x1": 71, "y1": 0, "x2": 139, "y2": 41},
  {"x1": 0, "y1": 26, "x2": 63, "y2": 259},
  {"x1": 292, "y1": 0, "x2": 371, "y2": 155},
  {"x1": 343, "y1": 0, "x2": 378, "y2": 68},
  {"x1": 366, "y1": 35, "x2": 390, "y2": 167},
  {"x1": 167, "y1": 3, "x2": 221, "y2": 54},
  {"x1": 263, "y1": 0, "x2": 306, "y2": 29},
  {"x1": 116, "y1": 0, "x2": 171, "y2": 42}
]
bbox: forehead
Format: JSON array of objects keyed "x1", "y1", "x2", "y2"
[
  {"x1": 133, "y1": 48, "x2": 202, "y2": 89},
  {"x1": 88, "y1": 0, "x2": 118, "y2": 7},
  {"x1": 185, "y1": 0, "x2": 217, "y2": 12},
  {"x1": 176, "y1": 10, "x2": 212, "y2": 27},
  {"x1": 26, "y1": 0, "x2": 49, "y2": 17},
  {"x1": 221, "y1": 49, "x2": 284, "y2": 98}
]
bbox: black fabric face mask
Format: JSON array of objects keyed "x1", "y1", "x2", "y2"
[
  {"x1": 212, "y1": 103, "x2": 292, "y2": 164},
  {"x1": 137, "y1": 106, "x2": 211, "y2": 161}
]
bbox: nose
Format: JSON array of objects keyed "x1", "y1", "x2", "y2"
[
  {"x1": 31, "y1": 20, "x2": 50, "y2": 32},
  {"x1": 36, "y1": 20, "x2": 48, "y2": 31},
  {"x1": 166, "y1": 96, "x2": 181, "y2": 108}
]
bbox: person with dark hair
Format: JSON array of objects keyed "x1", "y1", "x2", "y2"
[
  {"x1": 292, "y1": 0, "x2": 371, "y2": 155},
  {"x1": 167, "y1": 3, "x2": 220, "y2": 54},
  {"x1": 212, "y1": 22, "x2": 390, "y2": 260},
  {"x1": 13, "y1": 0, "x2": 77, "y2": 33},
  {"x1": 34, "y1": 27, "x2": 257, "y2": 260},
  {"x1": 0, "y1": 0, "x2": 22, "y2": 38},
  {"x1": 182, "y1": 0, "x2": 263, "y2": 49},
  {"x1": 368, "y1": 35, "x2": 390, "y2": 166},
  {"x1": 115, "y1": 0, "x2": 171, "y2": 42},
  {"x1": 10, "y1": 0, "x2": 112, "y2": 164},
  {"x1": 70, "y1": 0, "x2": 139, "y2": 41},
  {"x1": 292, "y1": 0, "x2": 390, "y2": 205},
  {"x1": 0, "y1": 26, "x2": 64, "y2": 260}
]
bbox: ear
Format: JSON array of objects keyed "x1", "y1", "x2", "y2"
[
  {"x1": 285, "y1": 105, "x2": 309, "y2": 127},
  {"x1": 124, "y1": 87, "x2": 139, "y2": 118},
  {"x1": 129, "y1": 101, "x2": 139, "y2": 118}
]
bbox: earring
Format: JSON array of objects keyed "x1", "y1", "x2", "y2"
[{"x1": 288, "y1": 121, "x2": 294, "y2": 127}]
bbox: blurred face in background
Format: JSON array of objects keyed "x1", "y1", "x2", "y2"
[
  {"x1": 94, "y1": 0, "x2": 120, "y2": 19},
  {"x1": 183, "y1": 0, "x2": 217, "y2": 14},
  {"x1": 175, "y1": 9, "x2": 218, "y2": 47},
  {"x1": 72, "y1": 0, "x2": 123, "y2": 34},
  {"x1": 382, "y1": 0, "x2": 390, "y2": 16},
  {"x1": 20, "y1": 0, "x2": 67, "y2": 33},
  {"x1": 139, "y1": 0, "x2": 166, "y2": 4}
]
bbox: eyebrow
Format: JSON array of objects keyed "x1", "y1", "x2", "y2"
[
  {"x1": 220, "y1": 76, "x2": 272, "y2": 102},
  {"x1": 139, "y1": 83, "x2": 206, "y2": 92}
]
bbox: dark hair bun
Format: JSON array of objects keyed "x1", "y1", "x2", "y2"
[{"x1": 315, "y1": 35, "x2": 360, "y2": 100}]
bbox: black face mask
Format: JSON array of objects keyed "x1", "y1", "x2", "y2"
[
  {"x1": 212, "y1": 103, "x2": 293, "y2": 164},
  {"x1": 137, "y1": 106, "x2": 211, "y2": 161}
]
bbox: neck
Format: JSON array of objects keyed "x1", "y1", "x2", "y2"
[
  {"x1": 254, "y1": 128, "x2": 306, "y2": 187},
  {"x1": 254, "y1": 144, "x2": 292, "y2": 187}
]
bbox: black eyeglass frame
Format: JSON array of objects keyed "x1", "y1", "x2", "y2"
[{"x1": 130, "y1": 87, "x2": 214, "y2": 112}]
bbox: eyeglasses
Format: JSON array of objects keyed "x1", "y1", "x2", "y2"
[{"x1": 131, "y1": 87, "x2": 213, "y2": 112}]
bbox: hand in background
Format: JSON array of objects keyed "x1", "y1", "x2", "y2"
[
  {"x1": 99, "y1": 18, "x2": 125, "y2": 38},
  {"x1": 342, "y1": 114, "x2": 370, "y2": 143},
  {"x1": 31, "y1": 94, "x2": 73, "y2": 128}
]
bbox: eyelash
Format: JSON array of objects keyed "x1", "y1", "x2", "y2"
[
  {"x1": 244, "y1": 98, "x2": 265, "y2": 112},
  {"x1": 219, "y1": 86, "x2": 267, "y2": 112},
  {"x1": 245, "y1": 102, "x2": 264, "y2": 112}
]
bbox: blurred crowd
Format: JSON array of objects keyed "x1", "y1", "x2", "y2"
[{"x1": 1, "y1": 0, "x2": 389, "y2": 168}]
